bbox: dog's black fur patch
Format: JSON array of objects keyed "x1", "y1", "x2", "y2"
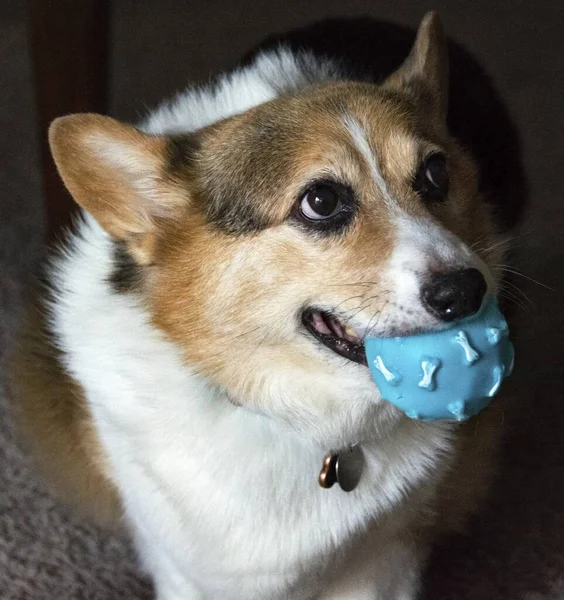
[
  {"x1": 165, "y1": 133, "x2": 270, "y2": 234},
  {"x1": 108, "y1": 241, "x2": 142, "y2": 293},
  {"x1": 203, "y1": 193, "x2": 271, "y2": 235},
  {"x1": 166, "y1": 134, "x2": 201, "y2": 175}
]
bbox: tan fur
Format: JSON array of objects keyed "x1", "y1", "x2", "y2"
[
  {"x1": 7, "y1": 295, "x2": 122, "y2": 527},
  {"x1": 148, "y1": 84, "x2": 495, "y2": 397},
  {"x1": 49, "y1": 114, "x2": 186, "y2": 264},
  {"x1": 385, "y1": 12, "x2": 449, "y2": 119}
]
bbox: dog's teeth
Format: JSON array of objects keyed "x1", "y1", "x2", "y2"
[{"x1": 344, "y1": 326, "x2": 359, "y2": 340}]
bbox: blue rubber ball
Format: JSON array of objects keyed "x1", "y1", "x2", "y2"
[{"x1": 365, "y1": 297, "x2": 514, "y2": 422}]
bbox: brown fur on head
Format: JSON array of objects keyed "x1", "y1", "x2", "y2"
[{"x1": 49, "y1": 13, "x2": 500, "y2": 442}]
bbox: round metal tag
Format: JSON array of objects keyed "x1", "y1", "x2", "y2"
[{"x1": 335, "y1": 444, "x2": 364, "y2": 492}]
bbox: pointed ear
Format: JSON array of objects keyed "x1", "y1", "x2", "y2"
[
  {"x1": 383, "y1": 11, "x2": 449, "y2": 121},
  {"x1": 49, "y1": 114, "x2": 188, "y2": 259}
]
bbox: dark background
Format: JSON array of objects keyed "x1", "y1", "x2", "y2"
[{"x1": 0, "y1": 1, "x2": 563, "y2": 598}]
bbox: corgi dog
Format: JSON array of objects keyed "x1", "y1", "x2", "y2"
[{"x1": 10, "y1": 12, "x2": 511, "y2": 600}]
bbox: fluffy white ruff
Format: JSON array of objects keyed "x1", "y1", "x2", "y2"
[{"x1": 49, "y1": 49, "x2": 455, "y2": 600}]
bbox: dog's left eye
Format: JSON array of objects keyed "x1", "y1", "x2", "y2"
[
  {"x1": 299, "y1": 185, "x2": 344, "y2": 220},
  {"x1": 413, "y1": 153, "x2": 449, "y2": 202}
]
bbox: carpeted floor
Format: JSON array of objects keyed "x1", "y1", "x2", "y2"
[{"x1": 1, "y1": 1, "x2": 563, "y2": 598}]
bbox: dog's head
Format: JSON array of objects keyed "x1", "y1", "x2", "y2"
[{"x1": 50, "y1": 14, "x2": 502, "y2": 444}]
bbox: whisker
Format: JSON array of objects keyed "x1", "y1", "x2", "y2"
[
  {"x1": 331, "y1": 295, "x2": 369, "y2": 313},
  {"x1": 500, "y1": 280, "x2": 533, "y2": 307},
  {"x1": 477, "y1": 228, "x2": 537, "y2": 257},
  {"x1": 497, "y1": 290, "x2": 529, "y2": 313},
  {"x1": 494, "y1": 265, "x2": 553, "y2": 290},
  {"x1": 326, "y1": 281, "x2": 379, "y2": 289},
  {"x1": 498, "y1": 286, "x2": 527, "y2": 304},
  {"x1": 479, "y1": 237, "x2": 516, "y2": 256},
  {"x1": 231, "y1": 326, "x2": 263, "y2": 341},
  {"x1": 468, "y1": 232, "x2": 490, "y2": 251},
  {"x1": 242, "y1": 322, "x2": 278, "y2": 362},
  {"x1": 343, "y1": 295, "x2": 382, "y2": 327},
  {"x1": 498, "y1": 297, "x2": 528, "y2": 314},
  {"x1": 366, "y1": 300, "x2": 390, "y2": 338}
]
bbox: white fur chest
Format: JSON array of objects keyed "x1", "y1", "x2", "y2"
[{"x1": 49, "y1": 220, "x2": 453, "y2": 600}]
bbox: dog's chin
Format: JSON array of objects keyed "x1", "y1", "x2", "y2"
[{"x1": 302, "y1": 308, "x2": 368, "y2": 366}]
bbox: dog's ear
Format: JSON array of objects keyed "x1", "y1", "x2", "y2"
[
  {"x1": 383, "y1": 11, "x2": 449, "y2": 122},
  {"x1": 49, "y1": 114, "x2": 190, "y2": 262}
]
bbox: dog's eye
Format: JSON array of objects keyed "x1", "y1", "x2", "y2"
[
  {"x1": 299, "y1": 185, "x2": 344, "y2": 220},
  {"x1": 413, "y1": 153, "x2": 449, "y2": 202},
  {"x1": 292, "y1": 181, "x2": 355, "y2": 233}
]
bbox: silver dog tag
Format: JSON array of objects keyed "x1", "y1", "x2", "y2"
[{"x1": 335, "y1": 444, "x2": 364, "y2": 492}]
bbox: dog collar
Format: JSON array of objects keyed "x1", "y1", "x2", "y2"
[{"x1": 319, "y1": 444, "x2": 364, "y2": 492}]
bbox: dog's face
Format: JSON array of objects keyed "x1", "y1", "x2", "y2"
[{"x1": 50, "y1": 14, "x2": 502, "y2": 442}]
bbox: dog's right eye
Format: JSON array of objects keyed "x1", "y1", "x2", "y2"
[
  {"x1": 292, "y1": 181, "x2": 355, "y2": 234},
  {"x1": 413, "y1": 153, "x2": 449, "y2": 203},
  {"x1": 299, "y1": 185, "x2": 343, "y2": 220}
]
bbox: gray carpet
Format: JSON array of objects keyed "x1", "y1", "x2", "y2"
[{"x1": 1, "y1": 1, "x2": 563, "y2": 598}]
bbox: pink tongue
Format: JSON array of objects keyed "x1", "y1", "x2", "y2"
[{"x1": 312, "y1": 312, "x2": 332, "y2": 335}]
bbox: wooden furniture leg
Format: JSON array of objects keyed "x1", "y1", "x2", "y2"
[{"x1": 28, "y1": 0, "x2": 109, "y2": 240}]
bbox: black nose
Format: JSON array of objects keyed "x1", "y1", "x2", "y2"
[{"x1": 421, "y1": 268, "x2": 487, "y2": 322}]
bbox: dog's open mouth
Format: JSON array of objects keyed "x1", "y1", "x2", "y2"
[{"x1": 302, "y1": 308, "x2": 367, "y2": 366}]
